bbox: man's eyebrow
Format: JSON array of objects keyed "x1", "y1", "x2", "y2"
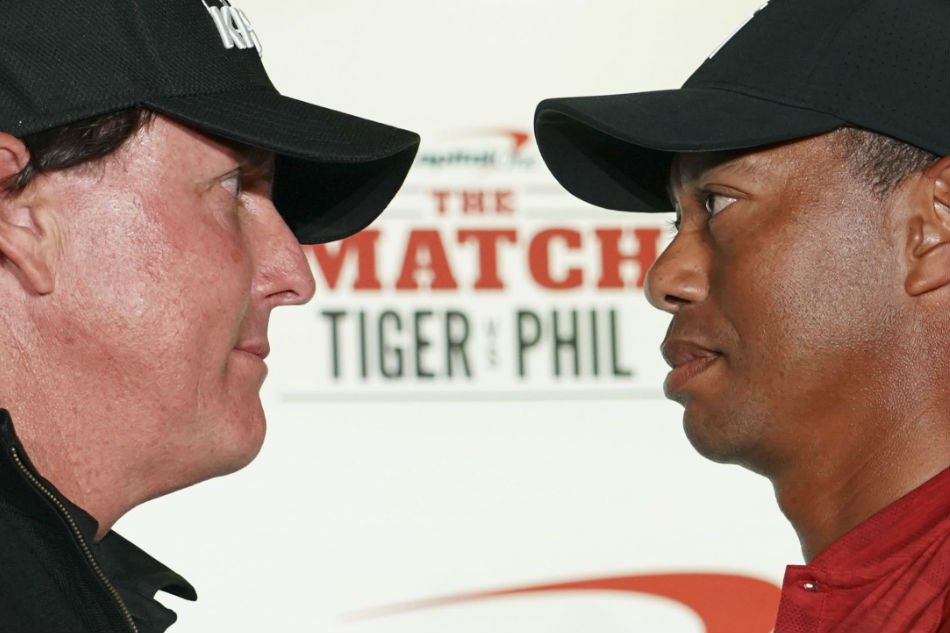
[
  {"x1": 708, "y1": 154, "x2": 759, "y2": 178},
  {"x1": 229, "y1": 142, "x2": 267, "y2": 162},
  {"x1": 672, "y1": 150, "x2": 758, "y2": 192},
  {"x1": 211, "y1": 133, "x2": 275, "y2": 177},
  {"x1": 234, "y1": 145, "x2": 275, "y2": 180}
]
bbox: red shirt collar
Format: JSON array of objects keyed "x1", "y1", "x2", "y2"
[
  {"x1": 809, "y1": 466, "x2": 950, "y2": 580},
  {"x1": 775, "y1": 466, "x2": 950, "y2": 633}
]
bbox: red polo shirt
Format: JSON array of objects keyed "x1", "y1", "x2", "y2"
[{"x1": 774, "y1": 466, "x2": 950, "y2": 633}]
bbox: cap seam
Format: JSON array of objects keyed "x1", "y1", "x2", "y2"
[
  {"x1": 144, "y1": 90, "x2": 420, "y2": 162},
  {"x1": 681, "y1": 83, "x2": 846, "y2": 123},
  {"x1": 147, "y1": 84, "x2": 278, "y2": 102},
  {"x1": 128, "y1": 1, "x2": 176, "y2": 92},
  {"x1": 799, "y1": 0, "x2": 871, "y2": 95},
  {"x1": 538, "y1": 87, "x2": 845, "y2": 150},
  {"x1": 10, "y1": 85, "x2": 276, "y2": 134},
  {"x1": 9, "y1": 95, "x2": 146, "y2": 135}
]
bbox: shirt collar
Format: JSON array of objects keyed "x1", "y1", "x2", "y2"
[
  {"x1": 808, "y1": 465, "x2": 950, "y2": 579},
  {"x1": 93, "y1": 529, "x2": 198, "y2": 633},
  {"x1": 59, "y1": 493, "x2": 197, "y2": 599}
]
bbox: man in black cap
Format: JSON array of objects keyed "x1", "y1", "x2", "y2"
[
  {"x1": 0, "y1": 1, "x2": 417, "y2": 631},
  {"x1": 535, "y1": 0, "x2": 949, "y2": 630}
]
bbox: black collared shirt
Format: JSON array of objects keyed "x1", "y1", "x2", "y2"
[
  {"x1": 65, "y1": 497, "x2": 197, "y2": 633},
  {"x1": 0, "y1": 410, "x2": 196, "y2": 633}
]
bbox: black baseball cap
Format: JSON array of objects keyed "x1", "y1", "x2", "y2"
[
  {"x1": 0, "y1": 0, "x2": 420, "y2": 244},
  {"x1": 534, "y1": 0, "x2": 950, "y2": 213}
]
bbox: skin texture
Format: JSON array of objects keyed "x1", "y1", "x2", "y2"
[
  {"x1": 645, "y1": 132, "x2": 950, "y2": 562},
  {"x1": 0, "y1": 115, "x2": 315, "y2": 539}
]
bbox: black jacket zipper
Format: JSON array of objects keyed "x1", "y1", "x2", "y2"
[{"x1": 9, "y1": 446, "x2": 138, "y2": 633}]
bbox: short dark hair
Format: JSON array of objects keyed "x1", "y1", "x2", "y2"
[
  {"x1": 834, "y1": 127, "x2": 940, "y2": 198},
  {"x1": 7, "y1": 107, "x2": 154, "y2": 192}
]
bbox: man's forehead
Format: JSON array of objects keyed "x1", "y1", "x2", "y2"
[
  {"x1": 215, "y1": 136, "x2": 274, "y2": 169},
  {"x1": 671, "y1": 150, "x2": 755, "y2": 187},
  {"x1": 140, "y1": 115, "x2": 274, "y2": 169},
  {"x1": 668, "y1": 134, "x2": 837, "y2": 193},
  {"x1": 190, "y1": 128, "x2": 274, "y2": 175}
]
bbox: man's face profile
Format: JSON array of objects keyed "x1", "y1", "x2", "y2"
[
  {"x1": 645, "y1": 133, "x2": 930, "y2": 474},
  {"x1": 531, "y1": 0, "x2": 950, "y2": 627},
  {"x1": 8, "y1": 115, "x2": 315, "y2": 498},
  {"x1": 0, "y1": 0, "x2": 424, "y2": 627}
]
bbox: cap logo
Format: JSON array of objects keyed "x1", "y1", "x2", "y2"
[{"x1": 202, "y1": 0, "x2": 262, "y2": 57}]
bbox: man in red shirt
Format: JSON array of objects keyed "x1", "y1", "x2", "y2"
[{"x1": 533, "y1": 0, "x2": 949, "y2": 631}]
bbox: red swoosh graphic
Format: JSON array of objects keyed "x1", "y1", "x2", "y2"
[
  {"x1": 346, "y1": 572, "x2": 780, "y2": 633},
  {"x1": 500, "y1": 129, "x2": 531, "y2": 153},
  {"x1": 445, "y1": 128, "x2": 533, "y2": 154}
]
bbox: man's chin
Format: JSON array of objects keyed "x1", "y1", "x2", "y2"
[
  {"x1": 143, "y1": 408, "x2": 267, "y2": 504},
  {"x1": 681, "y1": 407, "x2": 770, "y2": 472},
  {"x1": 225, "y1": 406, "x2": 268, "y2": 473},
  {"x1": 200, "y1": 402, "x2": 268, "y2": 481}
]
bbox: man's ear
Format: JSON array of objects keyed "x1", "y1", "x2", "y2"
[
  {"x1": 905, "y1": 155, "x2": 950, "y2": 297},
  {"x1": 0, "y1": 132, "x2": 56, "y2": 296}
]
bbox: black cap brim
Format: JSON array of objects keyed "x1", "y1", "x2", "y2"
[
  {"x1": 148, "y1": 88, "x2": 419, "y2": 244},
  {"x1": 534, "y1": 88, "x2": 844, "y2": 213}
]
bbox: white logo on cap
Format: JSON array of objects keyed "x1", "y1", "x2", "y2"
[
  {"x1": 708, "y1": 1, "x2": 769, "y2": 59},
  {"x1": 202, "y1": 0, "x2": 262, "y2": 57}
]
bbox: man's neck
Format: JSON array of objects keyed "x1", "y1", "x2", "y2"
[
  {"x1": 9, "y1": 407, "x2": 129, "y2": 540},
  {"x1": 772, "y1": 407, "x2": 950, "y2": 562}
]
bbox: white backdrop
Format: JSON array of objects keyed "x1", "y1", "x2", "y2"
[{"x1": 118, "y1": 1, "x2": 803, "y2": 631}]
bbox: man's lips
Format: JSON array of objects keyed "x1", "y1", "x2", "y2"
[
  {"x1": 660, "y1": 340, "x2": 723, "y2": 396},
  {"x1": 234, "y1": 340, "x2": 270, "y2": 360}
]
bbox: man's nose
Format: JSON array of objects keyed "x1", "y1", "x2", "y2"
[
  {"x1": 251, "y1": 200, "x2": 317, "y2": 307},
  {"x1": 644, "y1": 230, "x2": 711, "y2": 314}
]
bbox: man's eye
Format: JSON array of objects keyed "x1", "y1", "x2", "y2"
[
  {"x1": 221, "y1": 172, "x2": 242, "y2": 197},
  {"x1": 704, "y1": 193, "x2": 737, "y2": 217}
]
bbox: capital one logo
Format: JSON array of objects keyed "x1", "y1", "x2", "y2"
[{"x1": 201, "y1": 0, "x2": 262, "y2": 56}]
